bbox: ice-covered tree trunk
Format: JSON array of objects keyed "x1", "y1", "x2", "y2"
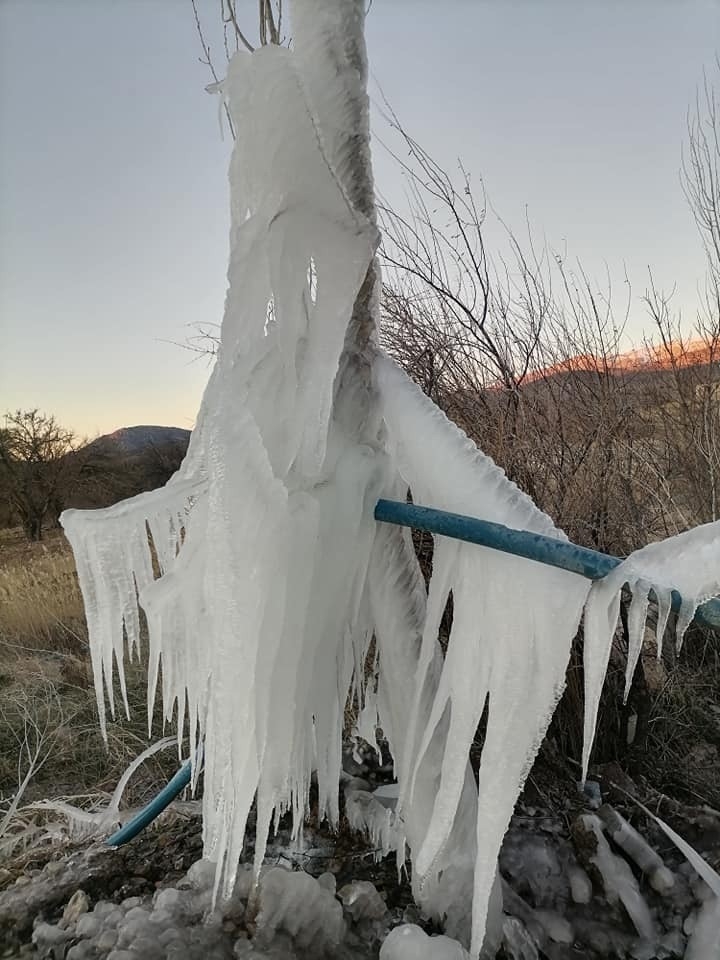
[
  {"x1": 289, "y1": 3, "x2": 504, "y2": 949},
  {"x1": 60, "y1": 3, "x2": 720, "y2": 958},
  {"x1": 290, "y1": 0, "x2": 379, "y2": 441},
  {"x1": 287, "y1": 5, "x2": 495, "y2": 947}
]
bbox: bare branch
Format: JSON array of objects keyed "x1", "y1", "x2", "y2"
[
  {"x1": 191, "y1": 0, "x2": 237, "y2": 139},
  {"x1": 221, "y1": 0, "x2": 255, "y2": 52}
]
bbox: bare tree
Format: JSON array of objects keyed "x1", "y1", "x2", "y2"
[
  {"x1": 0, "y1": 411, "x2": 81, "y2": 541},
  {"x1": 683, "y1": 62, "x2": 720, "y2": 291}
]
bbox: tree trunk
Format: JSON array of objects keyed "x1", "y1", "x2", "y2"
[
  {"x1": 290, "y1": 4, "x2": 501, "y2": 951},
  {"x1": 25, "y1": 514, "x2": 43, "y2": 541},
  {"x1": 290, "y1": 0, "x2": 379, "y2": 441}
]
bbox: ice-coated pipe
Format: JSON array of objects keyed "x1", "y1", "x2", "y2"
[
  {"x1": 106, "y1": 498, "x2": 720, "y2": 848},
  {"x1": 105, "y1": 760, "x2": 192, "y2": 847},
  {"x1": 374, "y1": 499, "x2": 720, "y2": 631}
]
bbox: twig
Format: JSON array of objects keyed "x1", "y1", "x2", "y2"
[
  {"x1": 191, "y1": 0, "x2": 237, "y2": 140},
  {"x1": 222, "y1": 0, "x2": 255, "y2": 52}
]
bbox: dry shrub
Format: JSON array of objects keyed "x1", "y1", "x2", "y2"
[{"x1": 631, "y1": 625, "x2": 720, "y2": 808}]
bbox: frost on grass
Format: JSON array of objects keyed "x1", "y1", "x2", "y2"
[{"x1": 59, "y1": 1, "x2": 720, "y2": 957}]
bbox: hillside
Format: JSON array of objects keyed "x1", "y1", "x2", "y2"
[
  {"x1": 85, "y1": 424, "x2": 191, "y2": 457},
  {"x1": 522, "y1": 337, "x2": 717, "y2": 386}
]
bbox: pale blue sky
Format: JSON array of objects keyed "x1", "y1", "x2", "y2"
[{"x1": 1, "y1": 1, "x2": 718, "y2": 437}]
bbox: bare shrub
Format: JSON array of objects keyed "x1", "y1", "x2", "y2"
[{"x1": 377, "y1": 86, "x2": 720, "y2": 792}]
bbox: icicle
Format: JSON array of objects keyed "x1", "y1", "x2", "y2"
[
  {"x1": 582, "y1": 519, "x2": 720, "y2": 781},
  {"x1": 375, "y1": 356, "x2": 590, "y2": 956}
]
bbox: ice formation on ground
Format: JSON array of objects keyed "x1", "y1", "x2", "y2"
[
  {"x1": 59, "y1": 1, "x2": 720, "y2": 957},
  {"x1": 255, "y1": 867, "x2": 344, "y2": 952},
  {"x1": 28, "y1": 857, "x2": 386, "y2": 959},
  {"x1": 338, "y1": 880, "x2": 389, "y2": 924},
  {"x1": 379, "y1": 923, "x2": 470, "y2": 960},
  {"x1": 8, "y1": 787, "x2": 720, "y2": 960},
  {"x1": 685, "y1": 894, "x2": 720, "y2": 960},
  {"x1": 596, "y1": 804, "x2": 674, "y2": 894},
  {"x1": 579, "y1": 814, "x2": 656, "y2": 940}
]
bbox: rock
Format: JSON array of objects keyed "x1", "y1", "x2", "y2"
[
  {"x1": 32, "y1": 920, "x2": 71, "y2": 949},
  {"x1": 0, "y1": 815, "x2": 203, "y2": 948},
  {"x1": 339, "y1": 880, "x2": 388, "y2": 923},
  {"x1": 61, "y1": 888, "x2": 89, "y2": 927}
]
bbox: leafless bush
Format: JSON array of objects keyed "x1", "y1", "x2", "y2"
[
  {"x1": 0, "y1": 680, "x2": 65, "y2": 844},
  {"x1": 377, "y1": 74, "x2": 720, "y2": 791},
  {"x1": 377, "y1": 113, "x2": 674, "y2": 555}
]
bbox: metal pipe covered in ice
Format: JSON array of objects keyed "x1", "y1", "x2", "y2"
[{"x1": 374, "y1": 499, "x2": 720, "y2": 631}]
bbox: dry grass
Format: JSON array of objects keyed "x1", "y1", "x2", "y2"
[
  {"x1": 634, "y1": 628, "x2": 720, "y2": 808},
  {"x1": 0, "y1": 528, "x2": 181, "y2": 827},
  {"x1": 0, "y1": 528, "x2": 86, "y2": 658}
]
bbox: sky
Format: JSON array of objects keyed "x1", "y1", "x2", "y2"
[{"x1": 1, "y1": 0, "x2": 718, "y2": 438}]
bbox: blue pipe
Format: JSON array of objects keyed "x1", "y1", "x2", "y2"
[
  {"x1": 374, "y1": 499, "x2": 720, "y2": 631},
  {"x1": 106, "y1": 498, "x2": 720, "y2": 847},
  {"x1": 106, "y1": 760, "x2": 192, "y2": 847},
  {"x1": 376, "y1": 500, "x2": 620, "y2": 579}
]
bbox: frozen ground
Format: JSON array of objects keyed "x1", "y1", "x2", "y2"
[{"x1": 2, "y1": 753, "x2": 719, "y2": 960}]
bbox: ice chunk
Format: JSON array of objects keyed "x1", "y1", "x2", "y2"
[
  {"x1": 32, "y1": 921, "x2": 71, "y2": 950},
  {"x1": 344, "y1": 784, "x2": 400, "y2": 859},
  {"x1": 338, "y1": 880, "x2": 388, "y2": 923},
  {"x1": 66, "y1": 943, "x2": 100, "y2": 960},
  {"x1": 255, "y1": 867, "x2": 345, "y2": 953},
  {"x1": 501, "y1": 917, "x2": 539, "y2": 960},
  {"x1": 685, "y1": 896, "x2": 720, "y2": 960},
  {"x1": 181, "y1": 859, "x2": 217, "y2": 892},
  {"x1": 568, "y1": 864, "x2": 593, "y2": 904},
  {"x1": 597, "y1": 804, "x2": 674, "y2": 894},
  {"x1": 372, "y1": 783, "x2": 401, "y2": 806},
  {"x1": 579, "y1": 814, "x2": 656, "y2": 940},
  {"x1": 380, "y1": 923, "x2": 470, "y2": 960},
  {"x1": 74, "y1": 914, "x2": 100, "y2": 939},
  {"x1": 316, "y1": 872, "x2": 336, "y2": 895},
  {"x1": 534, "y1": 910, "x2": 574, "y2": 944},
  {"x1": 499, "y1": 831, "x2": 567, "y2": 909}
]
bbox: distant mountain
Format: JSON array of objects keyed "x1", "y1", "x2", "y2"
[{"x1": 86, "y1": 425, "x2": 191, "y2": 457}]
